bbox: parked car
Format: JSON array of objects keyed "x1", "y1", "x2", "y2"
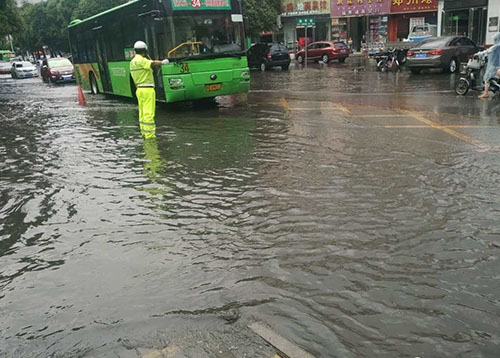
[
  {"x1": 0, "y1": 62, "x2": 12, "y2": 75},
  {"x1": 406, "y1": 36, "x2": 480, "y2": 74},
  {"x1": 41, "y1": 57, "x2": 75, "y2": 83},
  {"x1": 296, "y1": 41, "x2": 349, "y2": 64},
  {"x1": 247, "y1": 43, "x2": 291, "y2": 71},
  {"x1": 11, "y1": 61, "x2": 38, "y2": 79}
]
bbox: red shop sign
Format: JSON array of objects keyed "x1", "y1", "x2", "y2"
[{"x1": 391, "y1": 0, "x2": 438, "y2": 13}]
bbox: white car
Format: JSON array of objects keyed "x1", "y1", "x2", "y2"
[{"x1": 11, "y1": 61, "x2": 38, "y2": 79}]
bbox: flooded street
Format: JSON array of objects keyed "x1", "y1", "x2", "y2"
[{"x1": 2, "y1": 59, "x2": 500, "y2": 357}]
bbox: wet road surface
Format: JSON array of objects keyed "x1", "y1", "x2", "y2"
[{"x1": 1, "y1": 58, "x2": 500, "y2": 357}]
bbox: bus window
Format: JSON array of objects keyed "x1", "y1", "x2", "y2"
[{"x1": 168, "y1": 14, "x2": 243, "y2": 58}]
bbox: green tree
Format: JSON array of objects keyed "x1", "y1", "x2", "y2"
[
  {"x1": 242, "y1": 0, "x2": 281, "y2": 39},
  {"x1": 0, "y1": 0, "x2": 23, "y2": 41},
  {"x1": 72, "y1": 0, "x2": 127, "y2": 20},
  {"x1": 14, "y1": 0, "x2": 126, "y2": 52}
]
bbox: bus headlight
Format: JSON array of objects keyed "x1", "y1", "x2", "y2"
[
  {"x1": 169, "y1": 78, "x2": 183, "y2": 85},
  {"x1": 241, "y1": 71, "x2": 249, "y2": 77}
]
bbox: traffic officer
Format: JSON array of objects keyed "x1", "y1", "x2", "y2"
[{"x1": 130, "y1": 41, "x2": 169, "y2": 139}]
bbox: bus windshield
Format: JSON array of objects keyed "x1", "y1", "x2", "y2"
[{"x1": 167, "y1": 14, "x2": 244, "y2": 59}]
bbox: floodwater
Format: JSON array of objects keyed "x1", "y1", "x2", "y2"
[{"x1": 2, "y1": 59, "x2": 500, "y2": 357}]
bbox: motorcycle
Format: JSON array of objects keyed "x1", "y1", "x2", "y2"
[
  {"x1": 455, "y1": 52, "x2": 500, "y2": 96},
  {"x1": 374, "y1": 49, "x2": 401, "y2": 72}
]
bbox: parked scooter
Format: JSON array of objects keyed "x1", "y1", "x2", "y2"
[
  {"x1": 375, "y1": 49, "x2": 401, "y2": 72},
  {"x1": 455, "y1": 52, "x2": 500, "y2": 96}
]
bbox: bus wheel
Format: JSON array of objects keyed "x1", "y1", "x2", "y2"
[{"x1": 90, "y1": 73, "x2": 99, "y2": 94}]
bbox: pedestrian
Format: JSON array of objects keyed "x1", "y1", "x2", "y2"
[
  {"x1": 130, "y1": 41, "x2": 169, "y2": 138},
  {"x1": 479, "y1": 33, "x2": 500, "y2": 99}
]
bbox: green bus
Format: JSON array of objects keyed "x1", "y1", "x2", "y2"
[
  {"x1": 67, "y1": 0, "x2": 250, "y2": 103},
  {"x1": 0, "y1": 50, "x2": 15, "y2": 62}
]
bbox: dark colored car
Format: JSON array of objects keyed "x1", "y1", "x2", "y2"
[
  {"x1": 296, "y1": 41, "x2": 349, "y2": 64},
  {"x1": 407, "y1": 36, "x2": 480, "y2": 74},
  {"x1": 247, "y1": 43, "x2": 291, "y2": 71},
  {"x1": 41, "y1": 57, "x2": 75, "y2": 83}
]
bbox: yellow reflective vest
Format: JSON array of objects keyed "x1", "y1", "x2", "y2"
[{"x1": 130, "y1": 54, "x2": 155, "y2": 88}]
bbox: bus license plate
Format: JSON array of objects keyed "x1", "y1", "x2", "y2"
[{"x1": 205, "y1": 83, "x2": 222, "y2": 92}]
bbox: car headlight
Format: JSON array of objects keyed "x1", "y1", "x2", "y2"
[
  {"x1": 168, "y1": 78, "x2": 183, "y2": 85},
  {"x1": 241, "y1": 71, "x2": 249, "y2": 77}
]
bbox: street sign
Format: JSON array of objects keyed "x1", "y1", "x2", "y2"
[{"x1": 296, "y1": 18, "x2": 315, "y2": 27}]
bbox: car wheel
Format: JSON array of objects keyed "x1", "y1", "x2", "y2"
[
  {"x1": 410, "y1": 68, "x2": 421, "y2": 74},
  {"x1": 90, "y1": 72, "x2": 99, "y2": 94},
  {"x1": 260, "y1": 62, "x2": 267, "y2": 72},
  {"x1": 297, "y1": 55, "x2": 304, "y2": 64},
  {"x1": 281, "y1": 65, "x2": 289, "y2": 70},
  {"x1": 455, "y1": 78, "x2": 470, "y2": 96},
  {"x1": 321, "y1": 54, "x2": 329, "y2": 64},
  {"x1": 339, "y1": 57, "x2": 346, "y2": 63},
  {"x1": 448, "y1": 58, "x2": 458, "y2": 73}
]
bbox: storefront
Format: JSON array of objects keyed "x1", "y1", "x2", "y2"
[
  {"x1": 443, "y1": 0, "x2": 487, "y2": 45},
  {"x1": 331, "y1": 0, "x2": 390, "y2": 52},
  {"x1": 487, "y1": 0, "x2": 500, "y2": 46},
  {"x1": 281, "y1": 0, "x2": 332, "y2": 51},
  {"x1": 388, "y1": 0, "x2": 438, "y2": 42}
]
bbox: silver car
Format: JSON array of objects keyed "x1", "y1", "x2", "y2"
[
  {"x1": 407, "y1": 36, "x2": 480, "y2": 74},
  {"x1": 11, "y1": 61, "x2": 38, "y2": 79}
]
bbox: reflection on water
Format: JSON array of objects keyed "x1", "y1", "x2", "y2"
[{"x1": 1, "y1": 67, "x2": 500, "y2": 357}]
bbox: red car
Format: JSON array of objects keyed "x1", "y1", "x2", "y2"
[
  {"x1": 41, "y1": 57, "x2": 75, "y2": 83},
  {"x1": 296, "y1": 41, "x2": 349, "y2": 64}
]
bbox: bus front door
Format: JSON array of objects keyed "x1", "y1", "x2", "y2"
[{"x1": 96, "y1": 36, "x2": 113, "y2": 93}]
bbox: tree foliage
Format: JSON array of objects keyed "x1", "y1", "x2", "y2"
[
  {"x1": 12, "y1": 0, "x2": 127, "y2": 52},
  {"x1": 0, "y1": 0, "x2": 23, "y2": 40},
  {"x1": 242, "y1": 0, "x2": 281, "y2": 39}
]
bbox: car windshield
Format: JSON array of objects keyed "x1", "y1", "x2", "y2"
[
  {"x1": 166, "y1": 14, "x2": 244, "y2": 59},
  {"x1": 416, "y1": 37, "x2": 450, "y2": 48},
  {"x1": 48, "y1": 59, "x2": 72, "y2": 68},
  {"x1": 15, "y1": 62, "x2": 33, "y2": 68}
]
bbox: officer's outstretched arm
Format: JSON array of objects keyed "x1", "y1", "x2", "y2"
[{"x1": 151, "y1": 59, "x2": 170, "y2": 66}]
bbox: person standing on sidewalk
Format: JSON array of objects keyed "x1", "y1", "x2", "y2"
[{"x1": 130, "y1": 41, "x2": 169, "y2": 138}]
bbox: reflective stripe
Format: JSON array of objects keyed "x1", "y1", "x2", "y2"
[
  {"x1": 141, "y1": 129, "x2": 156, "y2": 133},
  {"x1": 137, "y1": 84, "x2": 155, "y2": 88},
  {"x1": 140, "y1": 121, "x2": 155, "y2": 126}
]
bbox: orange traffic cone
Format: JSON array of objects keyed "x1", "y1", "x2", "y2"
[{"x1": 77, "y1": 84, "x2": 86, "y2": 106}]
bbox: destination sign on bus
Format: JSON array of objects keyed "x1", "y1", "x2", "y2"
[{"x1": 171, "y1": 0, "x2": 231, "y2": 10}]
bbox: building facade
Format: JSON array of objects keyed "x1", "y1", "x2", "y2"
[
  {"x1": 387, "y1": 0, "x2": 439, "y2": 42},
  {"x1": 331, "y1": 0, "x2": 390, "y2": 52},
  {"x1": 487, "y1": 0, "x2": 500, "y2": 45},
  {"x1": 281, "y1": 0, "x2": 332, "y2": 51},
  {"x1": 442, "y1": 0, "x2": 488, "y2": 45}
]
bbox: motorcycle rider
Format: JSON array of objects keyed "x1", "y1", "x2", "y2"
[{"x1": 479, "y1": 33, "x2": 500, "y2": 99}]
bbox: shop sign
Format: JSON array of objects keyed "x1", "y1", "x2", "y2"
[
  {"x1": 489, "y1": 17, "x2": 499, "y2": 32},
  {"x1": 390, "y1": 0, "x2": 437, "y2": 13},
  {"x1": 281, "y1": 0, "x2": 331, "y2": 16},
  {"x1": 296, "y1": 17, "x2": 316, "y2": 26},
  {"x1": 171, "y1": 0, "x2": 231, "y2": 10},
  {"x1": 331, "y1": 0, "x2": 390, "y2": 18}
]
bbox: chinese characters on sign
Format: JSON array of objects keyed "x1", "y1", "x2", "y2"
[
  {"x1": 171, "y1": 0, "x2": 232, "y2": 10},
  {"x1": 331, "y1": 0, "x2": 389, "y2": 17},
  {"x1": 390, "y1": 0, "x2": 437, "y2": 13},
  {"x1": 281, "y1": 0, "x2": 332, "y2": 16}
]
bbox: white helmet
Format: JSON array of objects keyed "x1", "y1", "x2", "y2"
[{"x1": 134, "y1": 41, "x2": 148, "y2": 50}]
